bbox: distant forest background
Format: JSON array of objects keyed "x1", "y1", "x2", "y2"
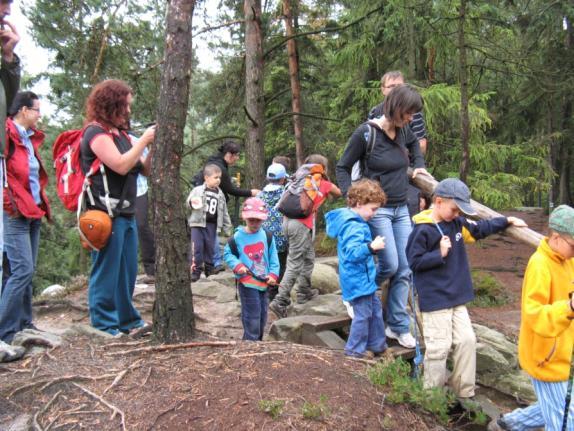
[{"x1": 21, "y1": 0, "x2": 573, "y2": 287}]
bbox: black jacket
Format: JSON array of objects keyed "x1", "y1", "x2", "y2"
[
  {"x1": 0, "y1": 55, "x2": 21, "y2": 154},
  {"x1": 204, "y1": 154, "x2": 252, "y2": 202},
  {"x1": 336, "y1": 122, "x2": 425, "y2": 206}
]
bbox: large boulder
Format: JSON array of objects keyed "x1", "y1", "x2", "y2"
[
  {"x1": 291, "y1": 294, "x2": 347, "y2": 317},
  {"x1": 311, "y1": 263, "x2": 340, "y2": 295},
  {"x1": 62, "y1": 324, "x2": 115, "y2": 339},
  {"x1": 473, "y1": 323, "x2": 518, "y2": 366},
  {"x1": 0, "y1": 340, "x2": 25, "y2": 363},
  {"x1": 267, "y1": 314, "x2": 346, "y2": 348}
]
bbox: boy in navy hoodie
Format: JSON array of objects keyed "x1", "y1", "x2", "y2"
[
  {"x1": 406, "y1": 178, "x2": 526, "y2": 398},
  {"x1": 325, "y1": 179, "x2": 388, "y2": 358},
  {"x1": 224, "y1": 197, "x2": 280, "y2": 341}
]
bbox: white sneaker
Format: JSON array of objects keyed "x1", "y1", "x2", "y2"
[{"x1": 385, "y1": 327, "x2": 416, "y2": 349}]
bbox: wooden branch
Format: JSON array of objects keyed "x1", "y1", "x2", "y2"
[
  {"x1": 182, "y1": 135, "x2": 244, "y2": 158},
  {"x1": 408, "y1": 168, "x2": 544, "y2": 249},
  {"x1": 105, "y1": 341, "x2": 237, "y2": 357},
  {"x1": 267, "y1": 111, "x2": 341, "y2": 124},
  {"x1": 72, "y1": 383, "x2": 126, "y2": 431},
  {"x1": 9, "y1": 374, "x2": 116, "y2": 398},
  {"x1": 243, "y1": 105, "x2": 259, "y2": 127},
  {"x1": 264, "y1": 5, "x2": 384, "y2": 58},
  {"x1": 194, "y1": 20, "x2": 244, "y2": 37}
]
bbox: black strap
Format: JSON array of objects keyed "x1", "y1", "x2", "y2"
[{"x1": 361, "y1": 124, "x2": 377, "y2": 176}]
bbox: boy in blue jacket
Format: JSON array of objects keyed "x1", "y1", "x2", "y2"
[
  {"x1": 406, "y1": 178, "x2": 526, "y2": 398},
  {"x1": 325, "y1": 179, "x2": 388, "y2": 358},
  {"x1": 224, "y1": 197, "x2": 280, "y2": 341}
]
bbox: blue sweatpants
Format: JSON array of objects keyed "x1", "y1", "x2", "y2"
[
  {"x1": 88, "y1": 216, "x2": 143, "y2": 335},
  {"x1": 345, "y1": 293, "x2": 387, "y2": 357}
]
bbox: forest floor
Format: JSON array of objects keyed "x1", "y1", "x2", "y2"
[{"x1": 0, "y1": 209, "x2": 546, "y2": 431}]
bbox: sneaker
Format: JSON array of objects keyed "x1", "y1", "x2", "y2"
[
  {"x1": 269, "y1": 301, "x2": 287, "y2": 319},
  {"x1": 296, "y1": 289, "x2": 319, "y2": 304},
  {"x1": 385, "y1": 327, "x2": 416, "y2": 349},
  {"x1": 487, "y1": 417, "x2": 509, "y2": 431}
]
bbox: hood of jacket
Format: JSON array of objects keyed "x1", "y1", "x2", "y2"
[{"x1": 325, "y1": 207, "x2": 363, "y2": 239}]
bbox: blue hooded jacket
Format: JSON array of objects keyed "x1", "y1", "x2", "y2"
[{"x1": 325, "y1": 208, "x2": 378, "y2": 301}]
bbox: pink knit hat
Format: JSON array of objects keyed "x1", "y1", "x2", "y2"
[{"x1": 241, "y1": 197, "x2": 268, "y2": 221}]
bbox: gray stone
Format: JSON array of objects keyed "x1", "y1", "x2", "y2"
[
  {"x1": 11, "y1": 329, "x2": 63, "y2": 349},
  {"x1": 479, "y1": 371, "x2": 536, "y2": 403},
  {"x1": 291, "y1": 294, "x2": 347, "y2": 317},
  {"x1": 0, "y1": 340, "x2": 26, "y2": 363},
  {"x1": 191, "y1": 280, "x2": 223, "y2": 298},
  {"x1": 61, "y1": 324, "x2": 114, "y2": 339},
  {"x1": 40, "y1": 284, "x2": 67, "y2": 297},
  {"x1": 5, "y1": 414, "x2": 32, "y2": 431},
  {"x1": 473, "y1": 323, "x2": 518, "y2": 365},
  {"x1": 311, "y1": 263, "x2": 340, "y2": 295},
  {"x1": 215, "y1": 285, "x2": 238, "y2": 303},
  {"x1": 301, "y1": 329, "x2": 346, "y2": 350},
  {"x1": 476, "y1": 342, "x2": 512, "y2": 374},
  {"x1": 268, "y1": 315, "x2": 337, "y2": 343}
]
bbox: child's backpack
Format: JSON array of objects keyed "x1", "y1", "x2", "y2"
[
  {"x1": 52, "y1": 124, "x2": 115, "y2": 216},
  {"x1": 277, "y1": 163, "x2": 325, "y2": 219}
]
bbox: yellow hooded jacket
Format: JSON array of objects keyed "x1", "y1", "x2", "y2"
[{"x1": 518, "y1": 238, "x2": 574, "y2": 381}]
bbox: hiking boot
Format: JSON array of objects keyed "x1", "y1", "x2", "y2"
[
  {"x1": 269, "y1": 301, "x2": 287, "y2": 319},
  {"x1": 296, "y1": 288, "x2": 319, "y2": 304},
  {"x1": 204, "y1": 265, "x2": 215, "y2": 278},
  {"x1": 385, "y1": 327, "x2": 416, "y2": 349},
  {"x1": 213, "y1": 265, "x2": 225, "y2": 274},
  {"x1": 191, "y1": 272, "x2": 201, "y2": 282}
]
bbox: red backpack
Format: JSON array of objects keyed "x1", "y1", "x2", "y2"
[{"x1": 52, "y1": 124, "x2": 113, "y2": 215}]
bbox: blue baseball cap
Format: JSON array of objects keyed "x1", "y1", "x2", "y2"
[
  {"x1": 266, "y1": 163, "x2": 286, "y2": 180},
  {"x1": 434, "y1": 178, "x2": 477, "y2": 215}
]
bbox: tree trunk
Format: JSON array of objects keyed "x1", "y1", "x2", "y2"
[
  {"x1": 283, "y1": 0, "x2": 305, "y2": 167},
  {"x1": 151, "y1": 0, "x2": 195, "y2": 343},
  {"x1": 244, "y1": 0, "x2": 266, "y2": 188},
  {"x1": 458, "y1": 0, "x2": 470, "y2": 182}
]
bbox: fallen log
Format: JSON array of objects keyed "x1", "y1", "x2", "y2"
[{"x1": 408, "y1": 169, "x2": 544, "y2": 249}]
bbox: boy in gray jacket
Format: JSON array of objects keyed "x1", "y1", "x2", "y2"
[{"x1": 186, "y1": 164, "x2": 232, "y2": 281}]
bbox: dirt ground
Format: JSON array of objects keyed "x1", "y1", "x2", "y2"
[
  {"x1": 466, "y1": 208, "x2": 547, "y2": 340},
  {"x1": 0, "y1": 209, "x2": 546, "y2": 430}
]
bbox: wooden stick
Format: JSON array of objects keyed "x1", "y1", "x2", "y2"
[
  {"x1": 9, "y1": 374, "x2": 116, "y2": 398},
  {"x1": 32, "y1": 390, "x2": 62, "y2": 431},
  {"x1": 105, "y1": 341, "x2": 237, "y2": 356},
  {"x1": 408, "y1": 169, "x2": 544, "y2": 249},
  {"x1": 72, "y1": 383, "x2": 126, "y2": 431}
]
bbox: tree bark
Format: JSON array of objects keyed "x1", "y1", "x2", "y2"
[
  {"x1": 458, "y1": 0, "x2": 470, "y2": 182},
  {"x1": 244, "y1": 0, "x2": 266, "y2": 188},
  {"x1": 408, "y1": 169, "x2": 544, "y2": 249},
  {"x1": 283, "y1": 0, "x2": 305, "y2": 167},
  {"x1": 151, "y1": 0, "x2": 195, "y2": 343}
]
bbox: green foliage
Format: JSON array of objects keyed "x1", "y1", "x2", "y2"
[
  {"x1": 368, "y1": 358, "x2": 456, "y2": 425},
  {"x1": 301, "y1": 395, "x2": 330, "y2": 420},
  {"x1": 258, "y1": 399, "x2": 285, "y2": 420},
  {"x1": 469, "y1": 270, "x2": 509, "y2": 308}
]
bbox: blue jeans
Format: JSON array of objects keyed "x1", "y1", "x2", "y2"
[
  {"x1": 238, "y1": 283, "x2": 268, "y2": 341},
  {"x1": 345, "y1": 293, "x2": 387, "y2": 357},
  {"x1": 0, "y1": 214, "x2": 41, "y2": 343},
  {"x1": 212, "y1": 232, "x2": 222, "y2": 267},
  {"x1": 368, "y1": 205, "x2": 412, "y2": 334},
  {"x1": 88, "y1": 216, "x2": 143, "y2": 335}
]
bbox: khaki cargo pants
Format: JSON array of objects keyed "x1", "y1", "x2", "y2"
[{"x1": 421, "y1": 305, "x2": 476, "y2": 398}]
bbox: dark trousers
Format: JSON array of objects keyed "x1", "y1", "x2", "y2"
[
  {"x1": 135, "y1": 193, "x2": 156, "y2": 276},
  {"x1": 239, "y1": 283, "x2": 268, "y2": 341},
  {"x1": 191, "y1": 223, "x2": 216, "y2": 275}
]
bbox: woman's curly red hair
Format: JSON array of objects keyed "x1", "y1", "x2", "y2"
[{"x1": 85, "y1": 79, "x2": 132, "y2": 129}]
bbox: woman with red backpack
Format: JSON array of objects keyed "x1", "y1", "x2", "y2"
[
  {"x1": 80, "y1": 80, "x2": 155, "y2": 337},
  {"x1": 0, "y1": 91, "x2": 50, "y2": 343}
]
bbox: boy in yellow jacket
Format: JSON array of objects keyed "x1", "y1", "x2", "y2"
[{"x1": 489, "y1": 205, "x2": 574, "y2": 431}]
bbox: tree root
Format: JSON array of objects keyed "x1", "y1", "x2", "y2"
[
  {"x1": 105, "y1": 341, "x2": 237, "y2": 357},
  {"x1": 72, "y1": 383, "x2": 126, "y2": 431},
  {"x1": 102, "y1": 359, "x2": 144, "y2": 395},
  {"x1": 32, "y1": 390, "x2": 62, "y2": 431},
  {"x1": 32, "y1": 298, "x2": 88, "y2": 313},
  {"x1": 9, "y1": 373, "x2": 116, "y2": 398},
  {"x1": 228, "y1": 350, "x2": 332, "y2": 365}
]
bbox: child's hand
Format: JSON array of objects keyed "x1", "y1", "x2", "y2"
[
  {"x1": 370, "y1": 236, "x2": 385, "y2": 251},
  {"x1": 237, "y1": 266, "x2": 248, "y2": 275},
  {"x1": 507, "y1": 216, "x2": 528, "y2": 227},
  {"x1": 440, "y1": 235, "x2": 451, "y2": 257},
  {"x1": 266, "y1": 276, "x2": 277, "y2": 286}
]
